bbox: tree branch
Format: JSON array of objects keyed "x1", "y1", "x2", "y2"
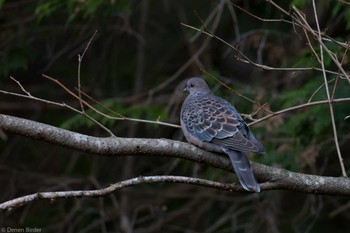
[
  {"x1": 0, "y1": 176, "x2": 244, "y2": 211},
  {"x1": 0, "y1": 113, "x2": 350, "y2": 211}
]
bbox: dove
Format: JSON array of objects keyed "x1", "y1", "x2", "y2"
[{"x1": 180, "y1": 77, "x2": 265, "y2": 192}]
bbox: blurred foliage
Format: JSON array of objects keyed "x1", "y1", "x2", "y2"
[
  {"x1": 278, "y1": 77, "x2": 350, "y2": 144},
  {"x1": 0, "y1": 45, "x2": 36, "y2": 77},
  {"x1": 34, "y1": 0, "x2": 132, "y2": 22},
  {"x1": 1, "y1": 0, "x2": 350, "y2": 232}
]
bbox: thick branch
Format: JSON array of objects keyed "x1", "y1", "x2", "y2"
[{"x1": 0, "y1": 114, "x2": 349, "y2": 197}]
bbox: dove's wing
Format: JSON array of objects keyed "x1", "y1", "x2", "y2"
[{"x1": 181, "y1": 95, "x2": 264, "y2": 153}]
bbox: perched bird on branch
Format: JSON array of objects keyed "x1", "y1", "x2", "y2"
[{"x1": 180, "y1": 77, "x2": 265, "y2": 192}]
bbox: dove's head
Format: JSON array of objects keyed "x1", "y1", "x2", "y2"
[{"x1": 184, "y1": 77, "x2": 212, "y2": 95}]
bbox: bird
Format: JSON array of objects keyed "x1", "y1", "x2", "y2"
[{"x1": 180, "y1": 77, "x2": 265, "y2": 192}]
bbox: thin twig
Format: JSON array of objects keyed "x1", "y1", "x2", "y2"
[
  {"x1": 233, "y1": 2, "x2": 293, "y2": 24},
  {"x1": 77, "y1": 30, "x2": 98, "y2": 112},
  {"x1": 248, "y1": 97, "x2": 350, "y2": 126},
  {"x1": 78, "y1": 88, "x2": 181, "y2": 128},
  {"x1": 302, "y1": 26, "x2": 321, "y2": 64},
  {"x1": 241, "y1": 0, "x2": 350, "y2": 50},
  {"x1": 312, "y1": 0, "x2": 346, "y2": 176},
  {"x1": 181, "y1": 23, "x2": 346, "y2": 78},
  {"x1": 308, "y1": 79, "x2": 335, "y2": 103},
  {"x1": 264, "y1": 1, "x2": 350, "y2": 83},
  {"x1": 225, "y1": 1, "x2": 241, "y2": 42},
  {"x1": 331, "y1": 42, "x2": 349, "y2": 100},
  {"x1": 291, "y1": 5, "x2": 350, "y2": 84},
  {"x1": 329, "y1": 201, "x2": 350, "y2": 218},
  {"x1": 10, "y1": 76, "x2": 32, "y2": 96},
  {"x1": 190, "y1": 1, "x2": 225, "y2": 42},
  {"x1": 42, "y1": 74, "x2": 181, "y2": 128},
  {"x1": 9, "y1": 75, "x2": 114, "y2": 136},
  {"x1": 77, "y1": 88, "x2": 126, "y2": 118},
  {"x1": 336, "y1": 0, "x2": 350, "y2": 6},
  {"x1": 202, "y1": 70, "x2": 273, "y2": 114},
  {"x1": 7, "y1": 77, "x2": 82, "y2": 114}
]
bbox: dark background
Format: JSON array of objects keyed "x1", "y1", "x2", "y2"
[{"x1": 1, "y1": 0, "x2": 350, "y2": 232}]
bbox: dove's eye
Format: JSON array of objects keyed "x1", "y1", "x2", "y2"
[{"x1": 189, "y1": 83, "x2": 194, "y2": 88}]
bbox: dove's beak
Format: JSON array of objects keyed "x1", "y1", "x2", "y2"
[{"x1": 183, "y1": 84, "x2": 189, "y2": 92}]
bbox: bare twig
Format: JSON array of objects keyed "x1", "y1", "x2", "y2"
[
  {"x1": 329, "y1": 200, "x2": 350, "y2": 218},
  {"x1": 42, "y1": 74, "x2": 181, "y2": 128},
  {"x1": 240, "y1": 1, "x2": 349, "y2": 50},
  {"x1": 291, "y1": 5, "x2": 350, "y2": 83},
  {"x1": 40, "y1": 74, "x2": 115, "y2": 136},
  {"x1": 4, "y1": 76, "x2": 115, "y2": 136},
  {"x1": 190, "y1": 0, "x2": 225, "y2": 42},
  {"x1": 249, "y1": 97, "x2": 350, "y2": 126},
  {"x1": 77, "y1": 30, "x2": 98, "y2": 112},
  {"x1": 233, "y1": 2, "x2": 293, "y2": 24},
  {"x1": 4, "y1": 77, "x2": 81, "y2": 114},
  {"x1": 311, "y1": 0, "x2": 346, "y2": 176},
  {"x1": 78, "y1": 89, "x2": 181, "y2": 127},
  {"x1": 302, "y1": 25, "x2": 321, "y2": 64},
  {"x1": 181, "y1": 23, "x2": 346, "y2": 78},
  {"x1": 225, "y1": 1, "x2": 241, "y2": 42},
  {"x1": 331, "y1": 42, "x2": 349, "y2": 100},
  {"x1": 202, "y1": 70, "x2": 273, "y2": 115},
  {"x1": 307, "y1": 79, "x2": 335, "y2": 103},
  {"x1": 336, "y1": 0, "x2": 350, "y2": 6},
  {"x1": 264, "y1": 1, "x2": 350, "y2": 83}
]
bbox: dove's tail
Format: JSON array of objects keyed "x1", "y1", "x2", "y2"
[{"x1": 223, "y1": 148, "x2": 260, "y2": 192}]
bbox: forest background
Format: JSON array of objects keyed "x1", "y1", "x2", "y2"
[{"x1": 1, "y1": 0, "x2": 350, "y2": 232}]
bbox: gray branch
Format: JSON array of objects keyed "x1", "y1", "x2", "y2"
[
  {"x1": 0, "y1": 176, "x2": 244, "y2": 211},
  {"x1": 0, "y1": 113, "x2": 349, "y2": 211}
]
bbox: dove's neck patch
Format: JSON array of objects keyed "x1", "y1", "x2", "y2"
[{"x1": 193, "y1": 91, "x2": 208, "y2": 96}]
